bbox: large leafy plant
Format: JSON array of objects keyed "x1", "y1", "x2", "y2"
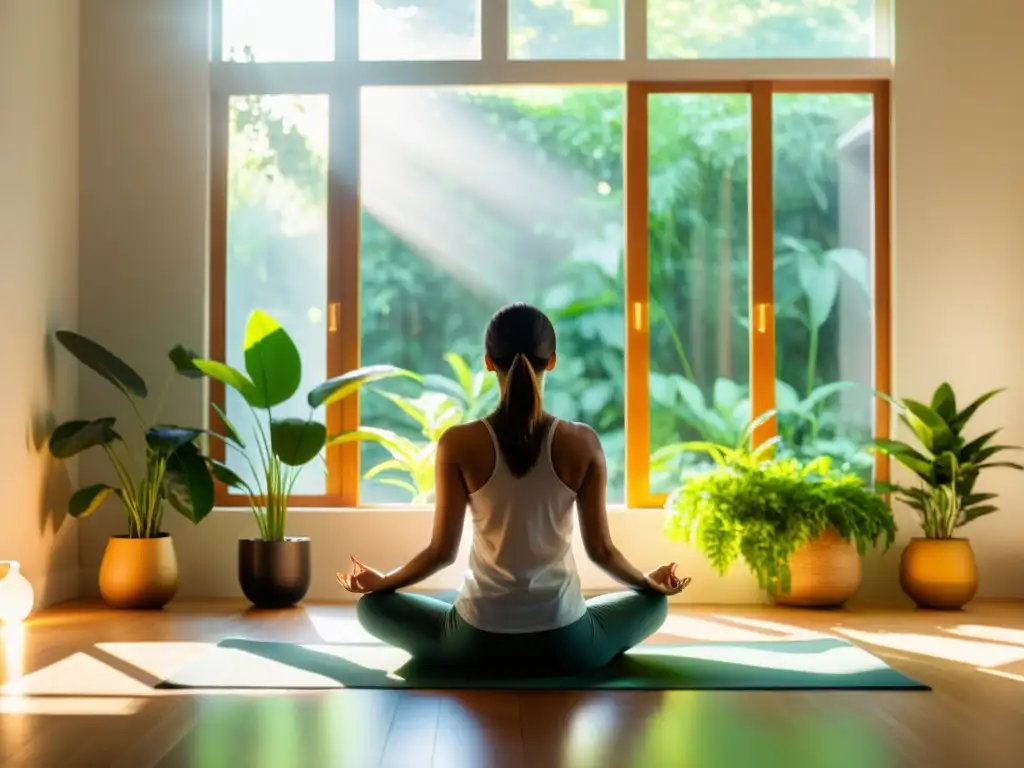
[
  {"x1": 870, "y1": 383, "x2": 1023, "y2": 539},
  {"x1": 357, "y1": 354, "x2": 498, "y2": 503},
  {"x1": 48, "y1": 332, "x2": 216, "y2": 538},
  {"x1": 664, "y1": 413, "x2": 896, "y2": 596},
  {"x1": 178, "y1": 310, "x2": 407, "y2": 539}
]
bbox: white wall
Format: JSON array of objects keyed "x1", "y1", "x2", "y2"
[
  {"x1": 890, "y1": 0, "x2": 1024, "y2": 597},
  {"x1": 76, "y1": 0, "x2": 1024, "y2": 604},
  {"x1": 0, "y1": 0, "x2": 81, "y2": 608},
  {"x1": 77, "y1": 0, "x2": 210, "y2": 593}
]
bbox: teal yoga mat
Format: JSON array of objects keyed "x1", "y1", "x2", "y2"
[{"x1": 158, "y1": 637, "x2": 927, "y2": 691}]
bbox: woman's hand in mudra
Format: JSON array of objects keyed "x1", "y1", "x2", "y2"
[
  {"x1": 645, "y1": 563, "x2": 691, "y2": 595},
  {"x1": 336, "y1": 556, "x2": 386, "y2": 594}
]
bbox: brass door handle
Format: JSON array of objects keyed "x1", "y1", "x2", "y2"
[{"x1": 756, "y1": 303, "x2": 772, "y2": 334}]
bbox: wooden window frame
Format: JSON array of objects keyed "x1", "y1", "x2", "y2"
[
  {"x1": 208, "y1": 1, "x2": 892, "y2": 509},
  {"x1": 624, "y1": 79, "x2": 891, "y2": 508}
]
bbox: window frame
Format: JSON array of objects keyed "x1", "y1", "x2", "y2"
[{"x1": 208, "y1": 0, "x2": 893, "y2": 509}]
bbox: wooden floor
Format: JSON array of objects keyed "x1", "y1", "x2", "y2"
[{"x1": 2, "y1": 600, "x2": 1024, "y2": 768}]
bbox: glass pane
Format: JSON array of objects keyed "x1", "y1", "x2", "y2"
[
  {"x1": 648, "y1": 94, "x2": 751, "y2": 496},
  {"x1": 221, "y1": 0, "x2": 333, "y2": 62},
  {"x1": 773, "y1": 93, "x2": 875, "y2": 480},
  {"x1": 360, "y1": 86, "x2": 625, "y2": 504},
  {"x1": 359, "y1": 0, "x2": 481, "y2": 60},
  {"x1": 510, "y1": 0, "x2": 623, "y2": 60},
  {"x1": 648, "y1": 0, "x2": 874, "y2": 59},
  {"x1": 225, "y1": 95, "x2": 329, "y2": 495}
]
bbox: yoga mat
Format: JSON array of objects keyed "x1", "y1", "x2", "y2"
[{"x1": 158, "y1": 637, "x2": 928, "y2": 691}]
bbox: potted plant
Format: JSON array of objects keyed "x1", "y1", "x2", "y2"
[
  {"x1": 871, "y1": 383, "x2": 1022, "y2": 610},
  {"x1": 48, "y1": 332, "x2": 217, "y2": 609},
  {"x1": 663, "y1": 414, "x2": 896, "y2": 607},
  {"x1": 177, "y1": 309, "x2": 408, "y2": 608}
]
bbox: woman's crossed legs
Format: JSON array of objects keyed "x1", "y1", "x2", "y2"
[{"x1": 356, "y1": 589, "x2": 668, "y2": 676}]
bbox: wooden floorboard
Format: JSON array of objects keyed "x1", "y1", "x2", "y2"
[{"x1": 2, "y1": 599, "x2": 1023, "y2": 767}]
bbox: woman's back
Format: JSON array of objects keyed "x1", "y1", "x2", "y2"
[{"x1": 453, "y1": 415, "x2": 589, "y2": 634}]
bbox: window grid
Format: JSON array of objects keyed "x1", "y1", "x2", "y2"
[{"x1": 208, "y1": 1, "x2": 893, "y2": 509}]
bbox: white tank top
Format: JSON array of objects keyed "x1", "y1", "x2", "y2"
[{"x1": 454, "y1": 418, "x2": 588, "y2": 634}]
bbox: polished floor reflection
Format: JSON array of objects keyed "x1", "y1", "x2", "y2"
[{"x1": 1, "y1": 600, "x2": 1023, "y2": 767}]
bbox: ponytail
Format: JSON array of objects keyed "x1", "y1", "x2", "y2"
[{"x1": 494, "y1": 353, "x2": 545, "y2": 476}]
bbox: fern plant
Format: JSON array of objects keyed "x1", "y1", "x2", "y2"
[{"x1": 664, "y1": 413, "x2": 896, "y2": 596}]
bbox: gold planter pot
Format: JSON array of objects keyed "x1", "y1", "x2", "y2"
[
  {"x1": 900, "y1": 537, "x2": 977, "y2": 610},
  {"x1": 98, "y1": 534, "x2": 179, "y2": 610},
  {"x1": 773, "y1": 528, "x2": 862, "y2": 608}
]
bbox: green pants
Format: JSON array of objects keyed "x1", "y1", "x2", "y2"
[{"x1": 356, "y1": 589, "x2": 668, "y2": 677}]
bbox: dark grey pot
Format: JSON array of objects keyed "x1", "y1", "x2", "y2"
[{"x1": 238, "y1": 537, "x2": 311, "y2": 609}]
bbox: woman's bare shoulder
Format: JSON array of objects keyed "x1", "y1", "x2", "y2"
[
  {"x1": 440, "y1": 420, "x2": 491, "y2": 451},
  {"x1": 552, "y1": 419, "x2": 602, "y2": 454}
]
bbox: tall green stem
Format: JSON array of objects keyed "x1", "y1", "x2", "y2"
[
  {"x1": 653, "y1": 299, "x2": 697, "y2": 382},
  {"x1": 804, "y1": 321, "x2": 819, "y2": 399}
]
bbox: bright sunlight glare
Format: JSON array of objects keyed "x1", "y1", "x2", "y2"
[
  {"x1": 361, "y1": 86, "x2": 611, "y2": 300},
  {"x1": 833, "y1": 628, "x2": 1024, "y2": 669},
  {"x1": 657, "y1": 615, "x2": 779, "y2": 642},
  {"x1": 629, "y1": 644, "x2": 889, "y2": 675},
  {"x1": 222, "y1": 1, "x2": 481, "y2": 61},
  {"x1": 947, "y1": 624, "x2": 1024, "y2": 647},
  {"x1": 2, "y1": 623, "x2": 25, "y2": 684}
]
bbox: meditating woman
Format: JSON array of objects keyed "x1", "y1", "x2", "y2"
[{"x1": 338, "y1": 303, "x2": 690, "y2": 676}]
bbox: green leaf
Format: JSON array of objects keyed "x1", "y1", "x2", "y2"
[
  {"x1": 972, "y1": 445, "x2": 1021, "y2": 464},
  {"x1": 962, "y1": 492, "x2": 998, "y2": 506},
  {"x1": 796, "y1": 252, "x2": 839, "y2": 329},
  {"x1": 207, "y1": 459, "x2": 249, "y2": 490},
  {"x1": 649, "y1": 442, "x2": 689, "y2": 469},
  {"x1": 826, "y1": 248, "x2": 869, "y2": 294},
  {"x1": 55, "y1": 330, "x2": 147, "y2": 398},
  {"x1": 962, "y1": 505, "x2": 998, "y2": 524},
  {"x1": 421, "y1": 374, "x2": 468, "y2": 404},
  {"x1": 960, "y1": 429, "x2": 1000, "y2": 460},
  {"x1": 976, "y1": 461, "x2": 1024, "y2": 471},
  {"x1": 951, "y1": 388, "x2": 1005, "y2": 433},
  {"x1": 444, "y1": 353, "x2": 474, "y2": 395},
  {"x1": 49, "y1": 418, "x2": 121, "y2": 458},
  {"x1": 739, "y1": 409, "x2": 777, "y2": 447},
  {"x1": 243, "y1": 310, "x2": 302, "y2": 408},
  {"x1": 164, "y1": 442, "x2": 215, "y2": 524},
  {"x1": 326, "y1": 426, "x2": 403, "y2": 449},
  {"x1": 211, "y1": 402, "x2": 244, "y2": 447},
  {"x1": 270, "y1": 418, "x2": 327, "y2": 467},
  {"x1": 307, "y1": 365, "x2": 417, "y2": 409},
  {"x1": 364, "y1": 458, "x2": 407, "y2": 481},
  {"x1": 168, "y1": 345, "x2": 203, "y2": 379},
  {"x1": 192, "y1": 359, "x2": 260, "y2": 405},
  {"x1": 798, "y1": 381, "x2": 857, "y2": 414},
  {"x1": 376, "y1": 391, "x2": 432, "y2": 432},
  {"x1": 750, "y1": 436, "x2": 780, "y2": 462},
  {"x1": 68, "y1": 484, "x2": 118, "y2": 518},
  {"x1": 774, "y1": 380, "x2": 802, "y2": 414},
  {"x1": 901, "y1": 398, "x2": 954, "y2": 453},
  {"x1": 145, "y1": 426, "x2": 202, "y2": 455},
  {"x1": 930, "y1": 382, "x2": 957, "y2": 423}
]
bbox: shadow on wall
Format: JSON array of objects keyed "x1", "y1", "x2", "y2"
[{"x1": 27, "y1": 331, "x2": 76, "y2": 607}]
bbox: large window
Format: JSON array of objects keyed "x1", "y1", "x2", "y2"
[{"x1": 210, "y1": 0, "x2": 892, "y2": 508}]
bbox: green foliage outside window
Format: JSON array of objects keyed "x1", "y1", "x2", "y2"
[{"x1": 225, "y1": 6, "x2": 880, "y2": 504}]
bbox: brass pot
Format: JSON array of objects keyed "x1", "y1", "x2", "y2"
[
  {"x1": 98, "y1": 534, "x2": 179, "y2": 609},
  {"x1": 773, "y1": 528, "x2": 862, "y2": 608},
  {"x1": 900, "y1": 537, "x2": 977, "y2": 610}
]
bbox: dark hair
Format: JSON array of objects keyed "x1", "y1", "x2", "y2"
[{"x1": 485, "y1": 303, "x2": 556, "y2": 477}]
